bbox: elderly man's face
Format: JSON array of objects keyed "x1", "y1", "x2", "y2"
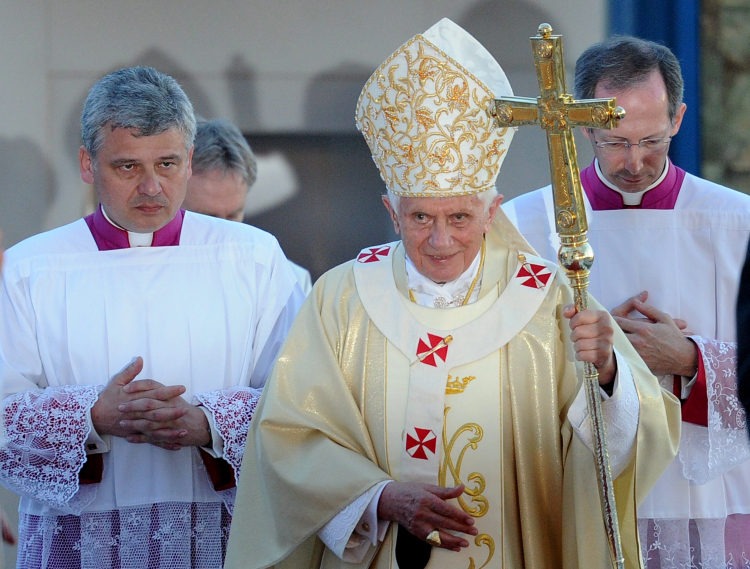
[
  {"x1": 79, "y1": 127, "x2": 192, "y2": 233},
  {"x1": 183, "y1": 169, "x2": 247, "y2": 222},
  {"x1": 584, "y1": 69, "x2": 686, "y2": 193},
  {"x1": 383, "y1": 193, "x2": 502, "y2": 283}
]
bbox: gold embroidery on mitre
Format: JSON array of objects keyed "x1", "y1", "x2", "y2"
[
  {"x1": 445, "y1": 374, "x2": 477, "y2": 394},
  {"x1": 356, "y1": 35, "x2": 511, "y2": 197}
]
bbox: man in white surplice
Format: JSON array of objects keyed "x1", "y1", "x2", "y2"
[
  {"x1": 505, "y1": 37, "x2": 750, "y2": 567},
  {"x1": 224, "y1": 20, "x2": 678, "y2": 569},
  {"x1": 0, "y1": 67, "x2": 305, "y2": 568}
]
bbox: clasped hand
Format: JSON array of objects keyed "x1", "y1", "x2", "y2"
[
  {"x1": 90, "y1": 357, "x2": 210, "y2": 451},
  {"x1": 563, "y1": 304, "x2": 617, "y2": 385},
  {"x1": 610, "y1": 291, "x2": 697, "y2": 377}
]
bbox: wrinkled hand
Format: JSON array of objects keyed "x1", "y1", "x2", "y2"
[
  {"x1": 377, "y1": 482, "x2": 476, "y2": 552},
  {"x1": 611, "y1": 291, "x2": 698, "y2": 377},
  {"x1": 117, "y1": 379, "x2": 210, "y2": 451},
  {"x1": 564, "y1": 305, "x2": 616, "y2": 385},
  {"x1": 91, "y1": 357, "x2": 187, "y2": 440}
]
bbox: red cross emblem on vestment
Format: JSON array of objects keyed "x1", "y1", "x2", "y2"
[
  {"x1": 406, "y1": 428, "x2": 437, "y2": 460},
  {"x1": 516, "y1": 263, "x2": 551, "y2": 289},
  {"x1": 416, "y1": 333, "x2": 451, "y2": 367},
  {"x1": 357, "y1": 246, "x2": 391, "y2": 263}
]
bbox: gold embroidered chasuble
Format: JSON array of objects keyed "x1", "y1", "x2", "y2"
[{"x1": 225, "y1": 214, "x2": 680, "y2": 569}]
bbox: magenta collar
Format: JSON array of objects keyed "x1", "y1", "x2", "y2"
[
  {"x1": 580, "y1": 161, "x2": 686, "y2": 210},
  {"x1": 84, "y1": 205, "x2": 184, "y2": 251}
]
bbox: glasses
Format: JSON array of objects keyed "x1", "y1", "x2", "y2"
[{"x1": 593, "y1": 137, "x2": 672, "y2": 155}]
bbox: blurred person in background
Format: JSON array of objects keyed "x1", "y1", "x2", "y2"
[{"x1": 183, "y1": 118, "x2": 312, "y2": 294}]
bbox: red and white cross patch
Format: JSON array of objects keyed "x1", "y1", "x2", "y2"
[
  {"x1": 405, "y1": 428, "x2": 437, "y2": 460},
  {"x1": 416, "y1": 333, "x2": 451, "y2": 367},
  {"x1": 357, "y1": 246, "x2": 391, "y2": 263},
  {"x1": 516, "y1": 263, "x2": 551, "y2": 289}
]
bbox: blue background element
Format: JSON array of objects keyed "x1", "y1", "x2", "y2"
[{"x1": 609, "y1": 0, "x2": 701, "y2": 175}]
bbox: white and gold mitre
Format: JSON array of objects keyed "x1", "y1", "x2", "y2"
[{"x1": 356, "y1": 18, "x2": 514, "y2": 197}]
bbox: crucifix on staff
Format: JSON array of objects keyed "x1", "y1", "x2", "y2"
[{"x1": 490, "y1": 23, "x2": 627, "y2": 569}]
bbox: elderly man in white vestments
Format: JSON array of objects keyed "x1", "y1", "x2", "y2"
[
  {"x1": 224, "y1": 20, "x2": 679, "y2": 569},
  {"x1": 505, "y1": 37, "x2": 750, "y2": 568},
  {"x1": 183, "y1": 118, "x2": 312, "y2": 294},
  {"x1": 0, "y1": 67, "x2": 305, "y2": 569}
]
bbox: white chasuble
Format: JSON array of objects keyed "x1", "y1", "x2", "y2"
[
  {"x1": 224, "y1": 209, "x2": 679, "y2": 569},
  {"x1": 353, "y1": 241, "x2": 555, "y2": 568},
  {"x1": 354, "y1": 242, "x2": 555, "y2": 484}
]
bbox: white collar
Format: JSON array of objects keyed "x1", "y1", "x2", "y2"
[
  {"x1": 594, "y1": 159, "x2": 669, "y2": 206},
  {"x1": 405, "y1": 249, "x2": 483, "y2": 308},
  {"x1": 101, "y1": 207, "x2": 154, "y2": 247}
]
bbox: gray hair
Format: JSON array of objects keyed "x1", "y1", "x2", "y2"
[
  {"x1": 574, "y1": 36, "x2": 684, "y2": 124},
  {"x1": 81, "y1": 66, "x2": 196, "y2": 161},
  {"x1": 192, "y1": 119, "x2": 257, "y2": 188},
  {"x1": 386, "y1": 187, "x2": 498, "y2": 215}
]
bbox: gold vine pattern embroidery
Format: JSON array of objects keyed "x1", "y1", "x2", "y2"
[
  {"x1": 445, "y1": 374, "x2": 476, "y2": 395},
  {"x1": 439, "y1": 406, "x2": 494, "y2": 569},
  {"x1": 356, "y1": 35, "x2": 510, "y2": 197}
]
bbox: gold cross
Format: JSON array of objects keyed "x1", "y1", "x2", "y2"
[
  {"x1": 490, "y1": 23, "x2": 624, "y2": 237},
  {"x1": 491, "y1": 24, "x2": 626, "y2": 569}
]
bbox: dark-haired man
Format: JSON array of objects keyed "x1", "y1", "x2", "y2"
[
  {"x1": 507, "y1": 37, "x2": 750, "y2": 568},
  {"x1": 0, "y1": 67, "x2": 304, "y2": 568}
]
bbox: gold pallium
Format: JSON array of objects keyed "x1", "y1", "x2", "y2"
[
  {"x1": 356, "y1": 35, "x2": 511, "y2": 197},
  {"x1": 445, "y1": 375, "x2": 476, "y2": 395},
  {"x1": 439, "y1": 406, "x2": 494, "y2": 568}
]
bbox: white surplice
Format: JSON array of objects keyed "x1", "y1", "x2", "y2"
[
  {"x1": 505, "y1": 173, "x2": 750, "y2": 568},
  {"x1": 0, "y1": 212, "x2": 305, "y2": 569}
]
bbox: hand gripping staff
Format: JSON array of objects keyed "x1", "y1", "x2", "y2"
[{"x1": 490, "y1": 23, "x2": 627, "y2": 569}]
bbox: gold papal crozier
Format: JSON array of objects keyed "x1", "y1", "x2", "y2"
[{"x1": 490, "y1": 23, "x2": 626, "y2": 569}]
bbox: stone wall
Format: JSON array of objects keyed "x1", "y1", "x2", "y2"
[{"x1": 702, "y1": 0, "x2": 750, "y2": 193}]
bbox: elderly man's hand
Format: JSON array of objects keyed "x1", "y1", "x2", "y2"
[
  {"x1": 564, "y1": 305, "x2": 616, "y2": 386},
  {"x1": 377, "y1": 482, "x2": 476, "y2": 552},
  {"x1": 91, "y1": 357, "x2": 187, "y2": 441},
  {"x1": 611, "y1": 291, "x2": 697, "y2": 377}
]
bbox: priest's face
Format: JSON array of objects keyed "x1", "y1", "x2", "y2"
[
  {"x1": 79, "y1": 127, "x2": 193, "y2": 233},
  {"x1": 183, "y1": 169, "x2": 248, "y2": 222},
  {"x1": 383, "y1": 193, "x2": 502, "y2": 284},
  {"x1": 584, "y1": 70, "x2": 686, "y2": 193}
]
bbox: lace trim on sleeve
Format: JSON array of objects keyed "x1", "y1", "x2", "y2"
[
  {"x1": 318, "y1": 490, "x2": 373, "y2": 558},
  {"x1": 194, "y1": 387, "x2": 259, "y2": 482},
  {"x1": 568, "y1": 349, "x2": 640, "y2": 479},
  {"x1": 0, "y1": 385, "x2": 103, "y2": 514},
  {"x1": 679, "y1": 337, "x2": 750, "y2": 484}
]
